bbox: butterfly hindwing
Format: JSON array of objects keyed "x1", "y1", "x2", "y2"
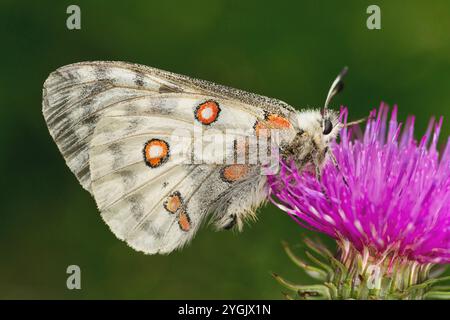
[{"x1": 88, "y1": 115, "x2": 262, "y2": 253}]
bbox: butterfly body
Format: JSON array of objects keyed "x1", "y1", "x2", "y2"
[{"x1": 43, "y1": 61, "x2": 342, "y2": 254}]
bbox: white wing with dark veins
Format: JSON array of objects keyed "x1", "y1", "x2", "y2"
[{"x1": 42, "y1": 61, "x2": 297, "y2": 254}]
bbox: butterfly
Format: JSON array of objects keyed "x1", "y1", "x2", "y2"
[{"x1": 42, "y1": 61, "x2": 346, "y2": 254}]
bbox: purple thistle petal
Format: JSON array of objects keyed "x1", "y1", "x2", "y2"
[{"x1": 269, "y1": 104, "x2": 450, "y2": 264}]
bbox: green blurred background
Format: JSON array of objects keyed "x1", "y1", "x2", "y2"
[{"x1": 1, "y1": 0, "x2": 449, "y2": 299}]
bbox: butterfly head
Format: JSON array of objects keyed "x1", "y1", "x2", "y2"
[
  {"x1": 281, "y1": 68, "x2": 347, "y2": 170},
  {"x1": 295, "y1": 109, "x2": 341, "y2": 142}
]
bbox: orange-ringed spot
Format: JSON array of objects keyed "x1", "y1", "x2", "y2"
[
  {"x1": 195, "y1": 100, "x2": 221, "y2": 125},
  {"x1": 163, "y1": 191, "x2": 182, "y2": 214},
  {"x1": 254, "y1": 113, "x2": 292, "y2": 136},
  {"x1": 143, "y1": 139, "x2": 170, "y2": 168},
  {"x1": 220, "y1": 164, "x2": 250, "y2": 183},
  {"x1": 267, "y1": 114, "x2": 292, "y2": 128},
  {"x1": 178, "y1": 210, "x2": 191, "y2": 232}
]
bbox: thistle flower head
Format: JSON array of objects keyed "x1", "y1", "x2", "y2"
[{"x1": 270, "y1": 104, "x2": 450, "y2": 265}]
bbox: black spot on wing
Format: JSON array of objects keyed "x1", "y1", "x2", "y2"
[
  {"x1": 95, "y1": 66, "x2": 108, "y2": 80},
  {"x1": 109, "y1": 142, "x2": 125, "y2": 170},
  {"x1": 129, "y1": 194, "x2": 145, "y2": 221},
  {"x1": 134, "y1": 72, "x2": 145, "y2": 87}
]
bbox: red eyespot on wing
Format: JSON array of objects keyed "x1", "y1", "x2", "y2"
[
  {"x1": 254, "y1": 114, "x2": 292, "y2": 136},
  {"x1": 163, "y1": 191, "x2": 182, "y2": 214},
  {"x1": 143, "y1": 139, "x2": 170, "y2": 168},
  {"x1": 220, "y1": 164, "x2": 250, "y2": 183},
  {"x1": 178, "y1": 210, "x2": 191, "y2": 232},
  {"x1": 195, "y1": 100, "x2": 221, "y2": 125},
  {"x1": 267, "y1": 114, "x2": 292, "y2": 128}
]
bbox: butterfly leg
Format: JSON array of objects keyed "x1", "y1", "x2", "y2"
[
  {"x1": 222, "y1": 214, "x2": 237, "y2": 230},
  {"x1": 214, "y1": 212, "x2": 240, "y2": 230},
  {"x1": 328, "y1": 150, "x2": 349, "y2": 187},
  {"x1": 312, "y1": 154, "x2": 331, "y2": 202},
  {"x1": 312, "y1": 152, "x2": 324, "y2": 182}
]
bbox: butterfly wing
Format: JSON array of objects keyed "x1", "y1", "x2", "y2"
[{"x1": 43, "y1": 61, "x2": 297, "y2": 254}]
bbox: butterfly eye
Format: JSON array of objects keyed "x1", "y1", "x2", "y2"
[{"x1": 323, "y1": 119, "x2": 333, "y2": 135}]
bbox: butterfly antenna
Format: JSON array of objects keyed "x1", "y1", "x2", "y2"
[{"x1": 323, "y1": 66, "x2": 348, "y2": 115}]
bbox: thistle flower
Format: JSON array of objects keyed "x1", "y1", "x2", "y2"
[{"x1": 269, "y1": 104, "x2": 450, "y2": 300}]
